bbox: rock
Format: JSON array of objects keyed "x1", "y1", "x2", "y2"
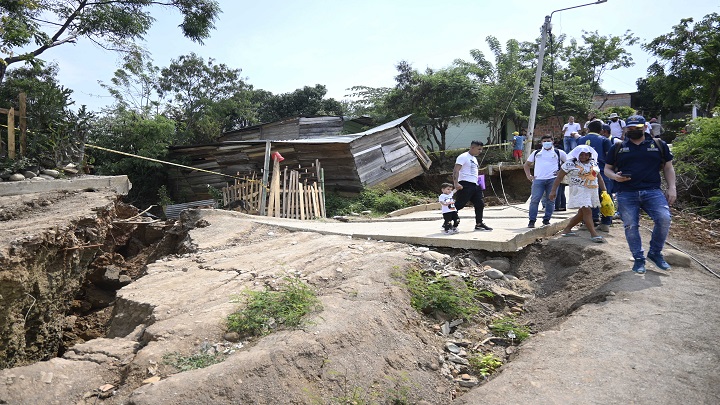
[
  {"x1": 481, "y1": 258, "x2": 511, "y2": 273},
  {"x1": 22, "y1": 171, "x2": 36, "y2": 179},
  {"x1": 446, "y1": 353, "x2": 469, "y2": 365},
  {"x1": 118, "y1": 275, "x2": 132, "y2": 286},
  {"x1": 457, "y1": 376, "x2": 479, "y2": 387},
  {"x1": 41, "y1": 169, "x2": 60, "y2": 178},
  {"x1": 142, "y1": 376, "x2": 161, "y2": 385},
  {"x1": 663, "y1": 249, "x2": 692, "y2": 267},
  {"x1": 224, "y1": 332, "x2": 240, "y2": 342},
  {"x1": 361, "y1": 210, "x2": 372, "y2": 215},
  {"x1": 445, "y1": 342, "x2": 461, "y2": 354},
  {"x1": 484, "y1": 268, "x2": 505, "y2": 279},
  {"x1": 441, "y1": 322, "x2": 451, "y2": 336},
  {"x1": 8, "y1": 173, "x2": 26, "y2": 181},
  {"x1": 489, "y1": 285, "x2": 530, "y2": 301},
  {"x1": 417, "y1": 247, "x2": 430, "y2": 252},
  {"x1": 38, "y1": 174, "x2": 55, "y2": 180},
  {"x1": 423, "y1": 251, "x2": 450, "y2": 262}
]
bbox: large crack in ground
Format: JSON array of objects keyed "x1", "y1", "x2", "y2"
[{"x1": 0, "y1": 195, "x2": 631, "y2": 404}]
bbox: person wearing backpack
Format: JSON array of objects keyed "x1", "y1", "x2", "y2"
[
  {"x1": 607, "y1": 113, "x2": 626, "y2": 142},
  {"x1": 604, "y1": 115, "x2": 676, "y2": 275},
  {"x1": 523, "y1": 135, "x2": 567, "y2": 228}
]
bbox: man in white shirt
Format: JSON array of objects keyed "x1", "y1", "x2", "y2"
[
  {"x1": 523, "y1": 135, "x2": 568, "y2": 227},
  {"x1": 561, "y1": 116, "x2": 581, "y2": 153},
  {"x1": 607, "y1": 113, "x2": 626, "y2": 142},
  {"x1": 453, "y1": 141, "x2": 492, "y2": 231}
]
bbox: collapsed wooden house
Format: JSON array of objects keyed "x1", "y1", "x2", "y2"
[{"x1": 167, "y1": 115, "x2": 431, "y2": 202}]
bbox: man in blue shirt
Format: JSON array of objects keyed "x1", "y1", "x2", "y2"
[
  {"x1": 605, "y1": 115, "x2": 676, "y2": 274},
  {"x1": 512, "y1": 131, "x2": 526, "y2": 163},
  {"x1": 577, "y1": 120, "x2": 613, "y2": 231}
]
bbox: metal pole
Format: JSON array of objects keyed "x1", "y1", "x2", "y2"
[
  {"x1": 259, "y1": 140, "x2": 271, "y2": 216},
  {"x1": 525, "y1": 15, "x2": 551, "y2": 158}
]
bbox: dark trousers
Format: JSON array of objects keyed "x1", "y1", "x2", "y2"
[
  {"x1": 455, "y1": 180, "x2": 485, "y2": 224},
  {"x1": 555, "y1": 184, "x2": 567, "y2": 210},
  {"x1": 442, "y1": 211, "x2": 460, "y2": 230}
]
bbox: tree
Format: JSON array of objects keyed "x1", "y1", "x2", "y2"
[
  {"x1": 257, "y1": 85, "x2": 344, "y2": 123},
  {"x1": 0, "y1": 0, "x2": 221, "y2": 84},
  {"x1": 99, "y1": 50, "x2": 161, "y2": 116},
  {"x1": 564, "y1": 30, "x2": 638, "y2": 102},
  {"x1": 384, "y1": 62, "x2": 480, "y2": 160},
  {"x1": 157, "y1": 53, "x2": 255, "y2": 144},
  {"x1": 0, "y1": 61, "x2": 89, "y2": 166},
  {"x1": 642, "y1": 13, "x2": 720, "y2": 114},
  {"x1": 456, "y1": 37, "x2": 535, "y2": 144}
]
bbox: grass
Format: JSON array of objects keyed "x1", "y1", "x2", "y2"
[
  {"x1": 163, "y1": 351, "x2": 226, "y2": 372},
  {"x1": 489, "y1": 315, "x2": 531, "y2": 342},
  {"x1": 226, "y1": 277, "x2": 322, "y2": 337},
  {"x1": 404, "y1": 267, "x2": 480, "y2": 320},
  {"x1": 468, "y1": 352, "x2": 503, "y2": 377}
]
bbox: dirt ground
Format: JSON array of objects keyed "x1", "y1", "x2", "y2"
[{"x1": 1, "y1": 190, "x2": 720, "y2": 404}]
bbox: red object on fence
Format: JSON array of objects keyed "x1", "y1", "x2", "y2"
[{"x1": 271, "y1": 151, "x2": 285, "y2": 162}]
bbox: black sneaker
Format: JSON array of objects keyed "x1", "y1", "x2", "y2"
[
  {"x1": 527, "y1": 221, "x2": 536, "y2": 228},
  {"x1": 475, "y1": 223, "x2": 493, "y2": 231},
  {"x1": 542, "y1": 220, "x2": 551, "y2": 226}
]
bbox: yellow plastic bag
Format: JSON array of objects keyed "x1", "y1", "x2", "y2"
[{"x1": 600, "y1": 191, "x2": 615, "y2": 217}]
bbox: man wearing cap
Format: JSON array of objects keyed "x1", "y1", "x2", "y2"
[
  {"x1": 605, "y1": 115, "x2": 676, "y2": 274},
  {"x1": 561, "y1": 116, "x2": 581, "y2": 153},
  {"x1": 607, "y1": 113, "x2": 626, "y2": 142},
  {"x1": 512, "y1": 130, "x2": 526, "y2": 163}
]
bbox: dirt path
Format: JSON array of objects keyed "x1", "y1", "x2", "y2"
[{"x1": 459, "y1": 227, "x2": 720, "y2": 404}]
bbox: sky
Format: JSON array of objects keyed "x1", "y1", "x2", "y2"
[{"x1": 25, "y1": 0, "x2": 720, "y2": 112}]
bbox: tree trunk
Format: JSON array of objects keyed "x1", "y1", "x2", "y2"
[{"x1": 0, "y1": 63, "x2": 7, "y2": 85}]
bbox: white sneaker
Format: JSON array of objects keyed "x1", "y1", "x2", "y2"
[{"x1": 451, "y1": 228, "x2": 459, "y2": 234}]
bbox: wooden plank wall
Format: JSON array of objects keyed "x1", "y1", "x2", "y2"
[{"x1": 349, "y1": 127, "x2": 425, "y2": 190}]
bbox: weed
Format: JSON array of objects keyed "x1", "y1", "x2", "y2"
[
  {"x1": 489, "y1": 315, "x2": 531, "y2": 342},
  {"x1": 163, "y1": 351, "x2": 226, "y2": 372},
  {"x1": 404, "y1": 267, "x2": 479, "y2": 319},
  {"x1": 157, "y1": 185, "x2": 174, "y2": 207},
  {"x1": 468, "y1": 352, "x2": 503, "y2": 377},
  {"x1": 226, "y1": 277, "x2": 322, "y2": 337}
]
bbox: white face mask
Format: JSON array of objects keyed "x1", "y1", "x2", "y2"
[{"x1": 542, "y1": 141, "x2": 553, "y2": 149}]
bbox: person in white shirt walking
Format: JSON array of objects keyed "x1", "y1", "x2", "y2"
[
  {"x1": 523, "y1": 135, "x2": 568, "y2": 228},
  {"x1": 562, "y1": 116, "x2": 582, "y2": 153},
  {"x1": 453, "y1": 141, "x2": 493, "y2": 231},
  {"x1": 607, "y1": 113, "x2": 626, "y2": 142}
]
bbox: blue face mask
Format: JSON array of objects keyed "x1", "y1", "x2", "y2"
[{"x1": 543, "y1": 141, "x2": 553, "y2": 149}]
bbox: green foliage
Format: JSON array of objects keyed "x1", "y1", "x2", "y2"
[
  {"x1": 0, "y1": 156, "x2": 36, "y2": 173},
  {"x1": 207, "y1": 185, "x2": 224, "y2": 207},
  {"x1": 257, "y1": 84, "x2": 344, "y2": 123},
  {"x1": 489, "y1": 316, "x2": 531, "y2": 342},
  {"x1": 226, "y1": 277, "x2": 322, "y2": 337},
  {"x1": 157, "y1": 185, "x2": 174, "y2": 207},
  {"x1": 0, "y1": 0, "x2": 221, "y2": 84},
  {"x1": 601, "y1": 106, "x2": 636, "y2": 120},
  {"x1": 642, "y1": 13, "x2": 720, "y2": 114},
  {"x1": 404, "y1": 268, "x2": 479, "y2": 320},
  {"x1": 89, "y1": 109, "x2": 175, "y2": 206},
  {"x1": 325, "y1": 187, "x2": 430, "y2": 217},
  {"x1": 163, "y1": 351, "x2": 226, "y2": 372},
  {"x1": 158, "y1": 53, "x2": 257, "y2": 144},
  {"x1": 468, "y1": 352, "x2": 503, "y2": 377},
  {"x1": 672, "y1": 116, "x2": 720, "y2": 218}
]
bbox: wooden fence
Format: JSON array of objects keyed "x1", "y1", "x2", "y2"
[
  {"x1": 222, "y1": 160, "x2": 326, "y2": 219},
  {"x1": 1, "y1": 93, "x2": 27, "y2": 159}
]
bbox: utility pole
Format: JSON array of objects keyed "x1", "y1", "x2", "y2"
[{"x1": 525, "y1": 0, "x2": 608, "y2": 158}]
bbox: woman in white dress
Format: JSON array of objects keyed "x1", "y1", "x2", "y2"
[{"x1": 549, "y1": 145, "x2": 607, "y2": 242}]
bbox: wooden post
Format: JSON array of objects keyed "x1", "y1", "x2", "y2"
[
  {"x1": 268, "y1": 158, "x2": 281, "y2": 217},
  {"x1": 259, "y1": 141, "x2": 271, "y2": 216},
  {"x1": 7, "y1": 107, "x2": 15, "y2": 159},
  {"x1": 298, "y1": 174, "x2": 305, "y2": 220},
  {"x1": 19, "y1": 93, "x2": 27, "y2": 157},
  {"x1": 282, "y1": 166, "x2": 288, "y2": 218}
]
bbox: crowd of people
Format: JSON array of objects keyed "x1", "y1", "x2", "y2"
[{"x1": 440, "y1": 113, "x2": 675, "y2": 274}]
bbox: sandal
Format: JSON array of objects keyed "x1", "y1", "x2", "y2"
[
  {"x1": 561, "y1": 232, "x2": 578, "y2": 237},
  {"x1": 590, "y1": 236, "x2": 605, "y2": 243}
]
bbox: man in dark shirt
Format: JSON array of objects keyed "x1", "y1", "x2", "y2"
[{"x1": 605, "y1": 115, "x2": 676, "y2": 274}]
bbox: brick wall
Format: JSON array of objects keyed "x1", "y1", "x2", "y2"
[{"x1": 531, "y1": 116, "x2": 565, "y2": 146}]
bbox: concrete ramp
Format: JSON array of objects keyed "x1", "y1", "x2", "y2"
[
  {"x1": 246, "y1": 202, "x2": 574, "y2": 252},
  {"x1": 0, "y1": 175, "x2": 131, "y2": 196}
]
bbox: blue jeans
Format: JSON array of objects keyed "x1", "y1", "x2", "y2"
[
  {"x1": 617, "y1": 189, "x2": 671, "y2": 261},
  {"x1": 563, "y1": 137, "x2": 577, "y2": 153},
  {"x1": 529, "y1": 178, "x2": 555, "y2": 222},
  {"x1": 555, "y1": 184, "x2": 566, "y2": 210}
]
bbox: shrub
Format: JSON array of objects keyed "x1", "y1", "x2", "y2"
[
  {"x1": 489, "y1": 316, "x2": 530, "y2": 342},
  {"x1": 672, "y1": 116, "x2": 720, "y2": 218},
  {"x1": 404, "y1": 268, "x2": 479, "y2": 319},
  {"x1": 468, "y1": 352, "x2": 503, "y2": 377},
  {"x1": 226, "y1": 277, "x2": 321, "y2": 337}
]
